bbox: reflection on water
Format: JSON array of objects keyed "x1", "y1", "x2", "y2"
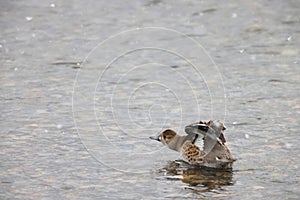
[{"x1": 158, "y1": 160, "x2": 234, "y2": 193}]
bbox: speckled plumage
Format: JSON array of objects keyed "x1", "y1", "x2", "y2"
[
  {"x1": 181, "y1": 140, "x2": 205, "y2": 165},
  {"x1": 150, "y1": 120, "x2": 235, "y2": 169}
]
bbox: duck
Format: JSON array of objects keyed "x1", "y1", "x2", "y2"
[{"x1": 150, "y1": 120, "x2": 235, "y2": 169}]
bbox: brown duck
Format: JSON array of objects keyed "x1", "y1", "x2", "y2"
[{"x1": 150, "y1": 120, "x2": 235, "y2": 169}]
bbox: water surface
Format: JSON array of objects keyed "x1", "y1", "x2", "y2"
[{"x1": 1, "y1": 0, "x2": 299, "y2": 199}]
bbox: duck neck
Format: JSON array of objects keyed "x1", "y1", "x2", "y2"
[{"x1": 168, "y1": 135, "x2": 188, "y2": 152}]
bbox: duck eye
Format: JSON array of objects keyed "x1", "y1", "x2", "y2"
[{"x1": 163, "y1": 135, "x2": 167, "y2": 140}]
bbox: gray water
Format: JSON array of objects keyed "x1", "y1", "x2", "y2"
[{"x1": 1, "y1": 0, "x2": 299, "y2": 199}]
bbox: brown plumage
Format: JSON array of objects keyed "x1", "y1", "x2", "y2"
[
  {"x1": 181, "y1": 141, "x2": 205, "y2": 165},
  {"x1": 150, "y1": 120, "x2": 235, "y2": 169}
]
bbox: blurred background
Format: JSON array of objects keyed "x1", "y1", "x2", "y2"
[{"x1": 1, "y1": 0, "x2": 299, "y2": 199}]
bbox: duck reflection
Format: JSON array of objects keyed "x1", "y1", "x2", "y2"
[{"x1": 160, "y1": 160, "x2": 234, "y2": 192}]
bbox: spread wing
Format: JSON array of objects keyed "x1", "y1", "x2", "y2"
[
  {"x1": 183, "y1": 121, "x2": 235, "y2": 168},
  {"x1": 185, "y1": 122, "x2": 224, "y2": 154}
]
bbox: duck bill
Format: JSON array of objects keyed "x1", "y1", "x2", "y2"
[{"x1": 149, "y1": 136, "x2": 160, "y2": 141}]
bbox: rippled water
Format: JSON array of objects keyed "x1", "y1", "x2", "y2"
[{"x1": 1, "y1": 0, "x2": 299, "y2": 199}]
